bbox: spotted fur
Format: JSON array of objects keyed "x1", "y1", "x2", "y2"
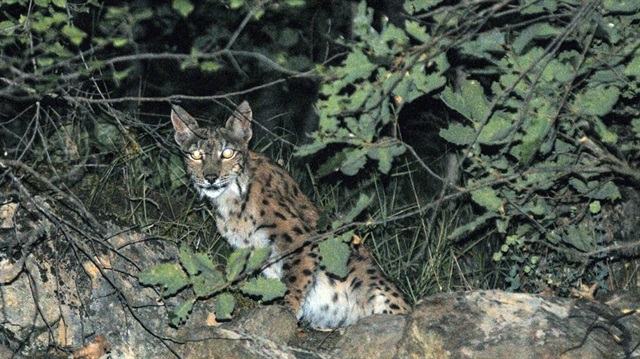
[{"x1": 170, "y1": 101, "x2": 410, "y2": 328}]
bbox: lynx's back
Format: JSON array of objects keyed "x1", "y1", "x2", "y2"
[{"x1": 171, "y1": 102, "x2": 409, "y2": 328}]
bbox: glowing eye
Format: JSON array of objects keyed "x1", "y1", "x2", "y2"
[
  {"x1": 190, "y1": 150, "x2": 203, "y2": 160},
  {"x1": 221, "y1": 148, "x2": 235, "y2": 159}
]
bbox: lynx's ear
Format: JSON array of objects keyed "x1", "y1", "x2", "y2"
[
  {"x1": 171, "y1": 105, "x2": 199, "y2": 146},
  {"x1": 225, "y1": 101, "x2": 253, "y2": 143}
]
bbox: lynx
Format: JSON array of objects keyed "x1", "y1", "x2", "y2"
[{"x1": 170, "y1": 101, "x2": 410, "y2": 329}]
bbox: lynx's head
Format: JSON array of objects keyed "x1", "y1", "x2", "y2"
[{"x1": 170, "y1": 101, "x2": 253, "y2": 199}]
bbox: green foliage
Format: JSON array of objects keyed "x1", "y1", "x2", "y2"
[
  {"x1": 296, "y1": 1, "x2": 448, "y2": 177},
  {"x1": 1, "y1": 0, "x2": 319, "y2": 102},
  {"x1": 318, "y1": 232, "x2": 353, "y2": 278},
  {"x1": 139, "y1": 263, "x2": 191, "y2": 297},
  {"x1": 446, "y1": 1, "x2": 639, "y2": 293},
  {"x1": 172, "y1": 0, "x2": 194, "y2": 17},
  {"x1": 240, "y1": 277, "x2": 287, "y2": 302},
  {"x1": 138, "y1": 243, "x2": 283, "y2": 326},
  {"x1": 214, "y1": 293, "x2": 236, "y2": 320},
  {"x1": 297, "y1": 0, "x2": 640, "y2": 296}
]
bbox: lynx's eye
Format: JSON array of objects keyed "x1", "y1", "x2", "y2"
[
  {"x1": 189, "y1": 149, "x2": 203, "y2": 160},
  {"x1": 221, "y1": 148, "x2": 236, "y2": 159}
]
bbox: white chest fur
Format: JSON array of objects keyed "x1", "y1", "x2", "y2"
[{"x1": 211, "y1": 191, "x2": 283, "y2": 280}]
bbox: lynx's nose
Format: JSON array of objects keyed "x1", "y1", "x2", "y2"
[{"x1": 205, "y1": 174, "x2": 218, "y2": 184}]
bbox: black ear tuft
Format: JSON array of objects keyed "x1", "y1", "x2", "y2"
[{"x1": 225, "y1": 101, "x2": 253, "y2": 142}]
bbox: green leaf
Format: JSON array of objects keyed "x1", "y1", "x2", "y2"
[
  {"x1": 411, "y1": 53, "x2": 448, "y2": 96},
  {"x1": 340, "y1": 148, "x2": 368, "y2": 176},
  {"x1": 93, "y1": 122, "x2": 123, "y2": 151},
  {"x1": 278, "y1": 28, "x2": 299, "y2": 47},
  {"x1": 170, "y1": 298, "x2": 195, "y2": 326},
  {"x1": 200, "y1": 61, "x2": 222, "y2": 72},
  {"x1": 359, "y1": 112, "x2": 378, "y2": 141},
  {"x1": 61, "y1": 25, "x2": 87, "y2": 46},
  {"x1": 316, "y1": 149, "x2": 347, "y2": 177},
  {"x1": 441, "y1": 81, "x2": 489, "y2": 122},
  {"x1": 192, "y1": 267, "x2": 225, "y2": 298},
  {"x1": 573, "y1": 86, "x2": 620, "y2": 117},
  {"x1": 439, "y1": 122, "x2": 475, "y2": 145},
  {"x1": 0, "y1": 20, "x2": 14, "y2": 34},
  {"x1": 253, "y1": 9, "x2": 265, "y2": 19},
  {"x1": 521, "y1": 198, "x2": 552, "y2": 217},
  {"x1": 470, "y1": 187, "x2": 502, "y2": 212},
  {"x1": 624, "y1": 54, "x2": 640, "y2": 78},
  {"x1": 513, "y1": 23, "x2": 560, "y2": 55},
  {"x1": 246, "y1": 247, "x2": 271, "y2": 272},
  {"x1": 477, "y1": 112, "x2": 513, "y2": 144},
  {"x1": 562, "y1": 225, "x2": 593, "y2": 252},
  {"x1": 405, "y1": 20, "x2": 428, "y2": 42},
  {"x1": 138, "y1": 263, "x2": 190, "y2": 297},
  {"x1": 511, "y1": 99, "x2": 555, "y2": 164},
  {"x1": 241, "y1": 277, "x2": 287, "y2": 301},
  {"x1": 570, "y1": 179, "x2": 621, "y2": 200},
  {"x1": 592, "y1": 117, "x2": 618, "y2": 144},
  {"x1": 134, "y1": 8, "x2": 154, "y2": 20},
  {"x1": 541, "y1": 58, "x2": 574, "y2": 84},
  {"x1": 112, "y1": 68, "x2": 131, "y2": 86},
  {"x1": 632, "y1": 119, "x2": 640, "y2": 138},
  {"x1": 588, "y1": 181, "x2": 621, "y2": 200},
  {"x1": 367, "y1": 140, "x2": 406, "y2": 174},
  {"x1": 460, "y1": 29, "x2": 504, "y2": 58},
  {"x1": 589, "y1": 201, "x2": 601, "y2": 214},
  {"x1": 603, "y1": 0, "x2": 640, "y2": 11},
  {"x1": 332, "y1": 194, "x2": 372, "y2": 229},
  {"x1": 229, "y1": 0, "x2": 244, "y2": 9},
  {"x1": 226, "y1": 247, "x2": 251, "y2": 282},
  {"x1": 294, "y1": 138, "x2": 327, "y2": 157},
  {"x1": 214, "y1": 293, "x2": 235, "y2": 320},
  {"x1": 179, "y1": 244, "x2": 198, "y2": 276},
  {"x1": 381, "y1": 23, "x2": 409, "y2": 50},
  {"x1": 403, "y1": 0, "x2": 442, "y2": 14},
  {"x1": 318, "y1": 234, "x2": 351, "y2": 278},
  {"x1": 448, "y1": 212, "x2": 499, "y2": 240},
  {"x1": 36, "y1": 57, "x2": 55, "y2": 67},
  {"x1": 167, "y1": 155, "x2": 187, "y2": 191},
  {"x1": 179, "y1": 244, "x2": 217, "y2": 276},
  {"x1": 51, "y1": 0, "x2": 66, "y2": 8},
  {"x1": 285, "y1": 0, "x2": 305, "y2": 6},
  {"x1": 31, "y1": 17, "x2": 54, "y2": 33},
  {"x1": 315, "y1": 146, "x2": 367, "y2": 177},
  {"x1": 343, "y1": 49, "x2": 376, "y2": 83},
  {"x1": 172, "y1": 0, "x2": 194, "y2": 17},
  {"x1": 569, "y1": 178, "x2": 590, "y2": 194},
  {"x1": 112, "y1": 38, "x2": 128, "y2": 47}
]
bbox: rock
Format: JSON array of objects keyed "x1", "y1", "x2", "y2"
[
  {"x1": 176, "y1": 324, "x2": 330, "y2": 359},
  {"x1": 332, "y1": 314, "x2": 406, "y2": 359},
  {"x1": 396, "y1": 290, "x2": 639, "y2": 359},
  {"x1": 0, "y1": 344, "x2": 21, "y2": 359},
  {"x1": 175, "y1": 306, "x2": 299, "y2": 359},
  {"x1": 231, "y1": 305, "x2": 298, "y2": 345},
  {"x1": 0, "y1": 192, "x2": 184, "y2": 358}
]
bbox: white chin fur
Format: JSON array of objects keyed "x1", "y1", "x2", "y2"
[{"x1": 197, "y1": 185, "x2": 225, "y2": 199}]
